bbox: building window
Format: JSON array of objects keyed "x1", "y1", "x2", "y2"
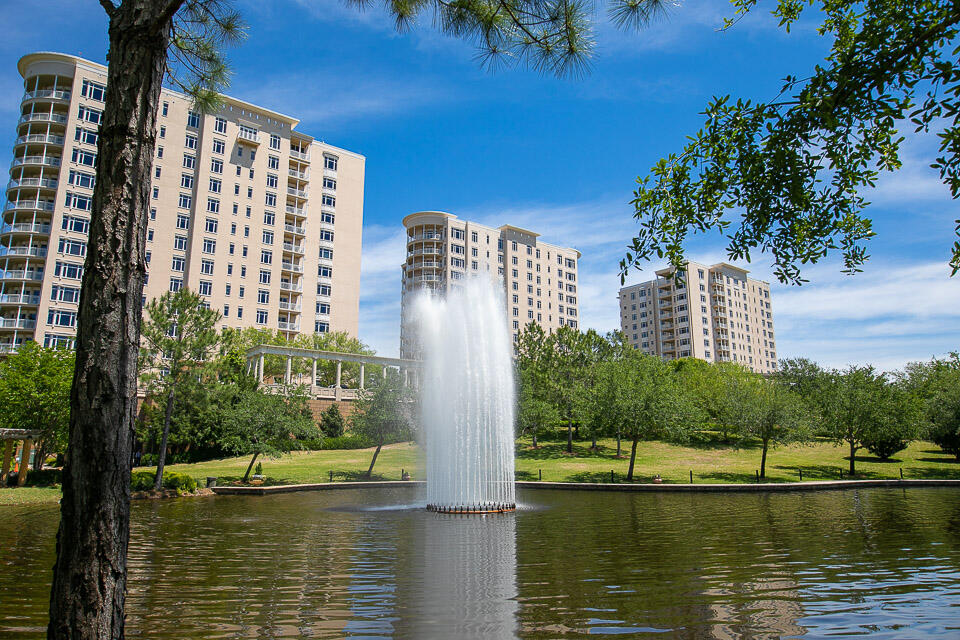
[
  {"x1": 187, "y1": 110, "x2": 201, "y2": 128},
  {"x1": 200, "y1": 259, "x2": 214, "y2": 275},
  {"x1": 71, "y1": 149, "x2": 97, "y2": 167},
  {"x1": 269, "y1": 133, "x2": 280, "y2": 150},
  {"x1": 256, "y1": 309, "x2": 268, "y2": 325},
  {"x1": 261, "y1": 249, "x2": 272, "y2": 264},
  {"x1": 209, "y1": 178, "x2": 222, "y2": 193},
  {"x1": 61, "y1": 215, "x2": 90, "y2": 234},
  {"x1": 68, "y1": 169, "x2": 96, "y2": 189},
  {"x1": 207, "y1": 198, "x2": 220, "y2": 213},
  {"x1": 324, "y1": 155, "x2": 338, "y2": 171},
  {"x1": 178, "y1": 193, "x2": 192, "y2": 209},
  {"x1": 315, "y1": 321, "x2": 329, "y2": 333},
  {"x1": 259, "y1": 269, "x2": 271, "y2": 284},
  {"x1": 58, "y1": 238, "x2": 87, "y2": 257},
  {"x1": 171, "y1": 256, "x2": 185, "y2": 272},
  {"x1": 317, "y1": 283, "x2": 331, "y2": 296},
  {"x1": 214, "y1": 117, "x2": 227, "y2": 134},
  {"x1": 263, "y1": 211, "x2": 275, "y2": 226},
  {"x1": 268, "y1": 155, "x2": 279, "y2": 170},
  {"x1": 262, "y1": 230, "x2": 273, "y2": 245},
  {"x1": 199, "y1": 280, "x2": 212, "y2": 296},
  {"x1": 318, "y1": 265, "x2": 332, "y2": 278},
  {"x1": 174, "y1": 235, "x2": 188, "y2": 250},
  {"x1": 202, "y1": 239, "x2": 216, "y2": 254},
  {"x1": 54, "y1": 261, "x2": 84, "y2": 280},
  {"x1": 257, "y1": 289, "x2": 270, "y2": 304},
  {"x1": 323, "y1": 177, "x2": 336, "y2": 190},
  {"x1": 169, "y1": 277, "x2": 183, "y2": 292}
]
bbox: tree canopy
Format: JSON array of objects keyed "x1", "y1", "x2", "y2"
[{"x1": 620, "y1": 0, "x2": 960, "y2": 284}]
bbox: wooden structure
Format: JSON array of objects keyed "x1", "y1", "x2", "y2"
[{"x1": 1, "y1": 428, "x2": 41, "y2": 487}]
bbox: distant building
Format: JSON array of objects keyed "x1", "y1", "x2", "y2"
[
  {"x1": 618, "y1": 261, "x2": 777, "y2": 373},
  {"x1": 400, "y1": 211, "x2": 580, "y2": 358},
  {"x1": 1, "y1": 52, "x2": 364, "y2": 353}
]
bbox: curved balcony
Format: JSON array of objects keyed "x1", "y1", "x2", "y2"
[
  {"x1": 0, "y1": 269, "x2": 44, "y2": 283},
  {"x1": 0, "y1": 246, "x2": 47, "y2": 258},
  {"x1": 7, "y1": 177, "x2": 58, "y2": 192},
  {"x1": 15, "y1": 133, "x2": 65, "y2": 148},
  {"x1": 11, "y1": 155, "x2": 61, "y2": 170},
  {"x1": 407, "y1": 246, "x2": 444, "y2": 258},
  {"x1": 0, "y1": 293, "x2": 41, "y2": 306},
  {"x1": 411, "y1": 274, "x2": 442, "y2": 284},
  {"x1": 1, "y1": 223, "x2": 52, "y2": 238},
  {"x1": 0, "y1": 318, "x2": 36, "y2": 330},
  {"x1": 22, "y1": 89, "x2": 71, "y2": 102},
  {"x1": 18, "y1": 112, "x2": 67, "y2": 126},
  {"x1": 5, "y1": 199, "x2": 55, "y2": 213}
]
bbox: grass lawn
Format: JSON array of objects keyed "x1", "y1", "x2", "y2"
[
  {"x1": 0, "y1": 486, "x2": 61, "y2": 505},
  {"x1": 153, "y1": 436, "x2": 959, "y2": 486}
]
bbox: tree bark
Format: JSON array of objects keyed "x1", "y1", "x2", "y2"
[
  {"x1": 242, "y1": 452, "x2": 259, "y2": 482},
  {"x1": 48, "y1": 3, "x2": 184, "y2": 639},
  {"x1": 616, "y1": 430, "x2": 622, "y2": 457},
  {"x1": 626, "y1": 436, "x2": 639, "y2": 482},
  {"x1": 34, "y1": 441, "x2": 46, "y2": 472},
  {"x1": 153, "y1": 387, "x2": 175, "y2": 490},
  {"x1": 566, "y1": 419, "x2": 573, "y2": 453},
  {"x1": 849, "y1": 439, "x2": 856, "y2": 476},
  {"x1": 366, "y1": 441, "x2": 383, "y2": 479},
  {"x1": 532, "y1": 431, "x2": 537, "y2": 448},
  {"x1": 760, "y1": 437, "x2": 769, "y2": 479}
]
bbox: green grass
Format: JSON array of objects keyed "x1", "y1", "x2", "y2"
[
  {"x1": 0, "y1": 486, "x2": 61, "y2": 505},
  {"x1": 155, "y1": 436, "x2": 959, "y2": 486}
]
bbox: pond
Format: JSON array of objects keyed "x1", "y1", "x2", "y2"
[{"x1": 2, "y1": 487, "x2": 960, "y2": 638}]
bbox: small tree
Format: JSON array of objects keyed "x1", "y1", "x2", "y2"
[
  {"x1": 320, "y1": 403, "x2": 346, "y2": 438},
  {"x1": 593, "y1": 351, "x2": 697, "y2": 481},
  {"x1": 860, "y1": 385, "x2": 922, "y2": 460},
  {"x1": 220, "y1": 385, "x2": 316, "y2": 482},
  {"x1": 0, "y1": 342, "x2": 74, "y2": 470},
  {"x1": 927, "y1": 369, "x2": 960, "y2": 459},
  {"x1": 140, "y1": 288, "x2": 221, "y2": 490},
  {"x1": 516, "y1": 367, "x2": 559, "y2": 449},
  {"x1": 350, "y1": 376, "x2": 414, "y2": 479}
]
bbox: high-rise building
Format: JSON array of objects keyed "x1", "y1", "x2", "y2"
[
  {"x1": 1, "y1": 52, "x2": 364, "y2": 353},
  {"x1": 618, "y1": 261, "x2": 777, "y2": 373},
  {"x1": 400, "y1": 211, "x2": 580, "y2": 357}
]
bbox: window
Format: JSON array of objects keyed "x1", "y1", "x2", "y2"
[
  {"x1": 319, "y1": 230, "x2": 334, "y2": 242},
  {"x1": 68, "y1": 169, "x2": 96, "y2": 189},
  {"x1": 51, "y1": 285, "x2": 81, "y2": 303},
  {"x1": 319, "y1": 247, "x2": 333, "y2": 260},
  {"x1": 58, "y1": 238, "x2": 86, "y2": 257},
  {"x1": 148, "y1": 229, "x2": 154, "y2": 242},
  {"x1": 185, "y1": 133, "x2": 198, "y2": 150},
  {"x1": 316, "y1": 302, "x2": 331, "y2": 315},
  {"x1": 162, "y1": 101, "x2": 169, "y2": 117},
  {"x1": 197, "y1": 280, "x2": 212, "y2": 296},
  {"x1": 260, "y1": 249, "x2": 272, "y2": 264},
  {"x1": 183, "y1": 154, "x2": 196, "y2": 169},
  {"x1": 256, "y1": 309, "x2": 268, "y2": 325},
  {"x1": 263, "y1": 211, "x2": 275, "y2": 226},
  {"x1": 262, "y1": 230, "x2": 273, "y2": 245},
  {"x1": 154, "y1": 166, "x2": 162, "y2": 179},
  {"x1": 187, "y1": 110, "x2": 201, "y2": 128},
  {"x1": 77, "y1": 105, "x2": 102, "y2": 125},
  {"x1": 236, "y1": 165, "x2": 242, "y2": 176},
  {"x1": 209, "y1": 178, "x2": 221, "y2": 193},
  {"x1": 176, "y1": 214, "x2": 190, "y2": 229},
  {"x1": 214, "y1": 117, "x2": 227, "y2": 134},
  {"x1": 81, "y1": 79, "x2": 106, "y2": 101},
  {"x1": 323, "y1": 177, "x2": 336, "y2": 190},
  {"x1": 152, "y1": 186, "x2": 159, "y2": 200},
  {"x1": 157, "y1": 146, "x2": 163, "y2": 159},
  {"x1": 265, "y1": 193, "x2": 276, "y2": 207},
  {"x1": 178, "y1": 193, "x2": 192, "y2": 209},
  {"x1": 169, "y1": 277, "x2": 183, "y2": 292},
  {"x1": 174, "y1": 235, "x2": 187, "y2": 251},
  {"x1": 317, "y1": 283, "x2": 331, "y2": 296},
  {"x1": 324, "y1": 155, "x2": 338, "y2": 171},
  {"x1": 54, "y1": 261, "x2": 83, "y2": 280},
  {"x1": 320, "y1": 212, "x2": 335, "y2": 225},
  {"x1": 47, "y1": 309, "x2": 77, "y2": 328},
  {"x1": 212, "y1": 139, "x2": 225, "y2": 154},
  {"x1": 315, "y1": 321, "x2": 329, "y2": 333},
  {"x1": 171, "y1": 256, "x2": 185, "y2": 272},
  {"x1": 202, "y1": 239, "x2": 216, "y2": 254},
  {"x1": 229, "y1": 242, "x2": 235, "y2": 255},
  {"x1": 269, "y1": 133, "x2": 280, "y2": 150},
  {"x1": 234, "y1": 184, "x2": 240, "y2": 195},
  {"x1": 71, "y1": 148, "x2": 97, "y2": 167},
  {"x1": 268, "y1": 155, "x2": 279, "y2": 169},
  {"x1": 266, "y1": 174, "x2": 278, "y2": 188},
  {"x1": 62, "y1": 215, "x2": 89, "y2": 234},
  {"x1": 207, "y1": 198, "x2": 220, "y2": 213},
  {"x1": 257, "y1": 289, "x2": 270, "y2": 304},
  {"x1": 204, "y1": 218, "x2": 218, "y2": 234},
  {"x1": 74, "y1": 127, "x2": 98, "y2": 146},
  {"x1": 318, "y1": 265, "x2": 332, "y2": 278},
  {"x1": 239, "y1": 124, "x2": 258, "y2": 140},
  {"x1": 65, "y1": 192, "x2": 92, "y2": 211}
]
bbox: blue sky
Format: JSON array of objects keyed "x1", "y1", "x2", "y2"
[{"x1": 1, "y1": 0, "x2": 957, "y2": 370}]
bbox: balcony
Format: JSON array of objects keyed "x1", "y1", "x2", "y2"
[
  {"x1": 288, "y1": 169, "x2": 308, "y2": 180},
  {"x1": 277, "y1": 320, "x2": 299, "y2": 331},
  {"x1": 413, "y1": 260, "x2": 442, "y2": 269},
  {"x1": 18, "y1": 113, "x2": 68, "y2": 126},
  {"x1": 409, "y1": 232, "x2": 443, "y2": 242},
  {"x1": 282, "y1": 242, "x2": 304, "y2": 255},
  {"x1": 279, "y1": 281, "x2": 302, "y2": 292},
  {"x1": 15, "y1": 133, "x2": 65, "y2": 146},
  {"x1": 7, "y1": 177, "x2": 58, "y2": 191},
  {"x1": 289, "y1": 149, "x2": 310, "y2": 162},
  {"x1": 413, "y1": 274, "x2": 442, "y2": 283},
  {"x1": 0, "y1": 344, "x2": 19, "y2": 354},
  {"x1": 0, "y1": 270, "x2": 44, "y2": 282},
  {"x1": 23, "y1": 89, "x2": 71, "y2": 102},
  {"x1": 283, "y1": 223, "x2": 305, "y2": 236},
  {"x1": 280, "y1": 261, "x2": 303, "y2": 273},
  {"x1": 5, "y1": 199, "x2": 55, "y2": 212},
  {"x1": 0, "y1": 318, "x2": 36, "y2": 329},
  {"x1": 237, "y1": 129, "x2": 260, "y2": 146},
  {"x1": 0, "y1": 294, "x2": 41, "y2": 305},
  {"x1": 2, "y1": 223, "x2": 51, "y2": 235},
  {"x1": 407, "y1": 246, "x2": 444, "y2": 257},
  {"x1": 1, "y1": 246, "x2": 47, "y2": 258},
  {"x1": 285, "y1": 205, "x2": 306, "y2": 217},
  {"x1": 287, "y1": 186, "x2": 307, "y2": 198},
  {"x1": 278, "y1": 301, "x2": 301, "y2": 312},
  {"x1": 11, "y1": 155, "x2": 61, "y2": 169}
]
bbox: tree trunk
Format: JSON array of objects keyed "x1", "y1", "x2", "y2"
[
  {"x1": 242, "y1": 452, "x2": 259, "y2": 482},
  {"x1": 849, "y1": 439, "x2": 856, "y2": 476},
  {"x1": 34, "y1": 441, "x2": 47, "y2": 472},
  {"x1": 153, "y1": 387, "x2": 175, "y2": 491},
  {"x1": 532, "y1": 432, "x2": 537, "y2": 448},
  {"x1": 760, "y1": 437, "x2": 769, "y2": 479},
  {"x1": 626, "y1": 436, "x2": 639, "y2": 482},
  {"x1": 49, "y1": 3, "x2": 182, "y2": 639},
  {"x1": 616, "y1": 430, "x2": 621, "y2": 457},
  {"x1": 366, "y1": 441, "x2": 383, "y2": 479},
  {"x1": 591, "y1": 433, "x2": 597, "y2": 449},
  {"x1": 566, "y1": 419, "x2": 573, "y2": 453}
]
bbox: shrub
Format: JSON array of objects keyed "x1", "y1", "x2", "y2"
[
  {"x1": 131, "y1": 470, "x2": 155, "y2": 491},
  {"x1": 320, "y1": 404, "x2": 346, "y2": 438},
  {"x1": 321, "y1": 434, "x2": 373, "y2": 450},
  {"x1": 140, "y1": 453, "x2": 158, "y2": 467},
  {"x1": 23, "y1": 468, "x2": 62, "y2": 487},
  {"x1": 162, "y1": 471, "x2": 197, "y2": 493},
  {"x1": 862, "y1": 435, "x2": 908, "y2": 460}
]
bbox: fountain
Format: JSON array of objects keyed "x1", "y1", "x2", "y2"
[{"x1": 413, "y1": 276, "x2": 516, "y2": 513}]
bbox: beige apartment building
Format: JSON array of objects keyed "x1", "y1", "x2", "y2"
[
  {"x1": 619, "y1": 261, "x2": 777, "y2": 374},
  {"x1": 400, "y1": 211, "x2": 580, "y2": 357},
  {"x1": 1, "y1": 52, "x2": 364, "y2": 353}
]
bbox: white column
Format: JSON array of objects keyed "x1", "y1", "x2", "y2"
[
  {"x1": 285, "y1": 356, "x2": 292, "y2": 384},
  {"x1": 359, "y1": 363, "x2": 365, "y2": 389},
  {"x1": 335, "y1": 360, "x2": 342, "y2": 388},
  {"x1": 311, "y1": 358, "x2": 317, "y2": 387},
  {"x1": 258, "y1": 354, "x2": 264, "y2": 381}
]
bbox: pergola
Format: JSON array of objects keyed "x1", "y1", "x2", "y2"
[
  {"x1": 245, "y1": 345, "x2": 422, "y2": 401},
  {"x1": 1, "y1": 428, "x2": 40, "y2": 487}
]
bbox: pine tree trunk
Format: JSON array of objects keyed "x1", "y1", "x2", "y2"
[
  {"x1": 366, "y1": 441, "x2": 383, "y2": 479},
  {"x1": 760, "y1": 437, "x2": 769, "y2": 479},
  {"x1": 153, "y1": 387, "x2": 175, "y2": 491},
  {"x1": 849, "y1": 439, "x2": 856, "y2": 476},
  {"x1": 242, "y1": 452, "x2": 259, "y2": 482},
  {"x1": 48, "y1": 3, "x2": 183, "y2": 638},
  {"x1": 626, "y1": 436, "x2": 639, "y2": 481}
]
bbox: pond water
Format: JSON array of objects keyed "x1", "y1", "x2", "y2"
[{"x1": 2, "y1": 487, "x2": 960, "y2": 638}]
